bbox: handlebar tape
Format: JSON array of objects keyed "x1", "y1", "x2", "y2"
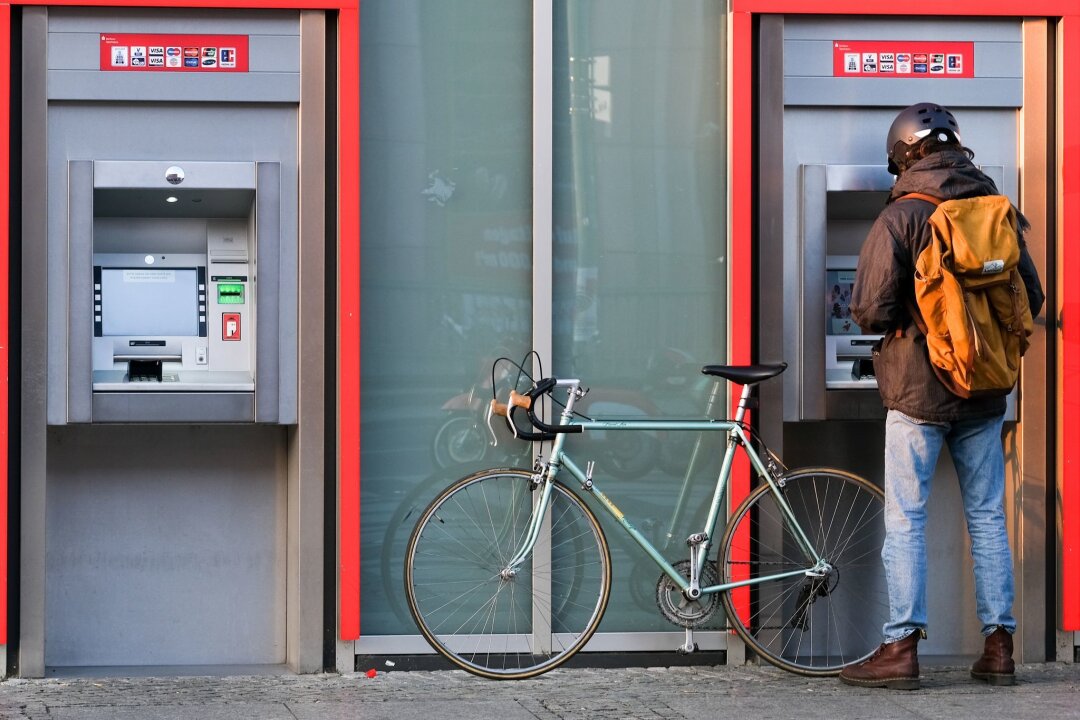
[{"x1": 525, "y1": 378, "x2": 583, "y2": 435}]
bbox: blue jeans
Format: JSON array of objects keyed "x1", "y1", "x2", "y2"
[{"x1": 881, "y1": 409, "x2": 1016, "y2": 642}]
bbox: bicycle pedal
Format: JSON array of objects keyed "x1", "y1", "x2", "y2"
[{"x1": 675, "y1": 642, "x2": 699, "y2": 655}]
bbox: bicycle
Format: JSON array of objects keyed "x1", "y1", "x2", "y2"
[{"x1": 404, "y1": 359, "x2": 888, "y2": 680}]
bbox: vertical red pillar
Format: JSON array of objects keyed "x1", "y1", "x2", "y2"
[
  {"x1": 338, "y1": 4, "x2": 361, "y2": 641},
  {"x1": 728, "y1": 9, "x2": 753, "y2": 625},
  {"x1": 1061, "y1": 14, "x2": 1080, "y2": 632}
]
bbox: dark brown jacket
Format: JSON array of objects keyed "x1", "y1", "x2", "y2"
[{"x1": 849, "y1": 150, "x2": 1045, "y2": 422}]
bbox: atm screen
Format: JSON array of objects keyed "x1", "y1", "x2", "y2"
[
  {"x1": 98, "y1": 267, "x2": 200, "y2": 337},
  {"x1": 826, "y1": 268, "x2": 863, "y2": 335}
]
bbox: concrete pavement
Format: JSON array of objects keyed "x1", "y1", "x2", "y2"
[{"x1": 0, "y1": 661, "x2": 1078, "y2": 719}]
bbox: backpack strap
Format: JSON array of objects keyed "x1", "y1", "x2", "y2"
[
  {"x1": 895, "y1": 193, "x2": 940, "y2": 337},
  {"x1": 898, "y1": 192, "x2": 944, "y2": 206}
]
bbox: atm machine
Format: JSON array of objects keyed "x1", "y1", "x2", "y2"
[
  {"x1": 18, "y1": 7, "x2": 326, "y2": 676},
  {"x1": 70, "y1": 159, "x2": 291, "y2": 423},
  {"x1": 756, "y1": 15, "x2": 1046, "y2": 660}
]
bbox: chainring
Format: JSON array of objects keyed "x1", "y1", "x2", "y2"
[{"x1": 655, "y1": 559, "x2": 720, "y2": 628}]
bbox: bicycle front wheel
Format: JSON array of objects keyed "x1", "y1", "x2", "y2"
[
  {"x1": 404, "y1": 468, "x2": 611, "y2": 679},
  {"x1": 718, "y1": 468, "x2": 887, "y2": 676}
]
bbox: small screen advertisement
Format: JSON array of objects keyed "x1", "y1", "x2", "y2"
[{"x1": 827, "y1": 269, "x2": 863, "y2": 335}]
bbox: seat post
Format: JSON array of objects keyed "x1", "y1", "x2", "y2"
[{"x1": 732, "y1": 382, "x2": 753, "y2": 424}]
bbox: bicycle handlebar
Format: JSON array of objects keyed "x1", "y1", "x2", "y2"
[
  {"x1": 489, "y1": 392, "x2": 557, "y2": 442},
  {"x1": 522, "y1": 378, "x2": 583, "y2": 436},
  {"x1": 490, "y1": 376, "x2": 582, "y2": 441}
]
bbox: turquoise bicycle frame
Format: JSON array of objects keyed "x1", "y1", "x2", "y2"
[{"x1": 504, "y1": 378, "x2": 828, "y2": 599}]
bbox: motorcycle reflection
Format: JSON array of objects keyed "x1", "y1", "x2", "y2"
[
  {"x1": 431, "y1": 380, "x2": 528, "y2": 469},
  {"x1": 431, "y1": 347, "x2": 710, "y2": 480}
]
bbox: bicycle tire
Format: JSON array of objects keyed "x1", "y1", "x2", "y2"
[
  {"x1": 718, "y1": 467, "x2": 888, "y2": 676},
  {"x1": 405, "y1": 468, "x2": 611, "y2": 679}
]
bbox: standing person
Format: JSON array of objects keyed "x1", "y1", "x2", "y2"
[{"x1": 839, "y1": 102, "x2": 1045, "y2": 690}]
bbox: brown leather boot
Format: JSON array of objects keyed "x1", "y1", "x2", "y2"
[
  {"x1": 971, "y1": 627, "x2": 1015, "y2": 686},
  {"x1": 839, "y1": 631, "x2": 921, "y2": 690}
]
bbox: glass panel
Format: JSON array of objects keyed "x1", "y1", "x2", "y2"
[
  {"x1": 552, "y1": 1, "x2": 728, "y2": 633},
  {"x1": 360, "y1": 0, "x2": 533, "y2": 635}
]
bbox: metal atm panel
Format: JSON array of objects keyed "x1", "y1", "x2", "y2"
[
  {"x1": 794, "y1": 162, "x2": 1013, "y2": 422},
  {"x1": 796, "y1": 164, "x2": 892, "y2": 421},
  {"x1": 55, "y1": 159, "x2": 293, "y2": 424}
]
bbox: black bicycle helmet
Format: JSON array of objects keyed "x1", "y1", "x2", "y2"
[{"x1": 886, "y1": 102, "x2": 962, "y2": 174}]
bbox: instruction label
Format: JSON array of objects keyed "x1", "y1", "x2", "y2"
[{"x1": 100, "y1": 34, "x2": 249, "y2": 72}]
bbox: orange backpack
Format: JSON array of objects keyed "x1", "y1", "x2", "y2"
[{"x1": 900, "y1": 193, "x2": 1033, "y2": 398}]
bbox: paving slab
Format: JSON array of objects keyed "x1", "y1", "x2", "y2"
[{"x1": 0, "y1": 662, "x2": 1076, "y2": 720}]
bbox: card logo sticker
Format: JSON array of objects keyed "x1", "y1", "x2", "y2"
[
  {"x1": 110, "y1": 45, "x2": 128, "y2": 67},
  {"x1": 833, "y1": 42, "x2": 973, "y2": 79},
  {"x1": 100, "y1": 34, "x2": 249, "y2": 72}
]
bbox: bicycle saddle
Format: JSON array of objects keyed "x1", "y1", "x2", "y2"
[{"x1": 701, "y1": 362, "x2": 787, "y2": 384}]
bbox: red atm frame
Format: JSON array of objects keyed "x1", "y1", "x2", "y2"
[
  {"x1": 731, "y1": 0, "x2": 1080, "y2": 633},
  {"x1": 0, "y1": 0, "x2": 363, "y2": 642}
]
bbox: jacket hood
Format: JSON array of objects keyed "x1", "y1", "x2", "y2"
[{"x1": 888, "y1": 150, "x2": 999, "y2": 203}]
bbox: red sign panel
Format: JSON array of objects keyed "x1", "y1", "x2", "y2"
[
  {"x1": 99, "y1": 34, "x2": 249, "y2": 72},
  {"x1": 833, "y1": 41, "x2": 974, "y2": 79}
]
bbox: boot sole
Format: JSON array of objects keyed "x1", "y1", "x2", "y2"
[
  {"x1": 971, "y1": 671, "x2": 1015, "y2": 686},
  {"x1": 840, "y1": 675, "x2": 920, "y2": 690}
]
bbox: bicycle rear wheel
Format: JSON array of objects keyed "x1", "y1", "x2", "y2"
[
  {"x1": 718, "y1": 468, "x2": 887, "y2": 676},
  {"x1": 404, "y1": 468, "x2": 611, "y2": 679}
]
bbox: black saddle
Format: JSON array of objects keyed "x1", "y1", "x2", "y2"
[{"x1": 701, "y1": 362, "x2": 787, "y2": 385}]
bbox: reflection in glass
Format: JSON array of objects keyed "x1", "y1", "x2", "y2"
[
  {"x1": 553, "y1": 0, "x2": 728, "y2": 633},
  {"x1": 360, "y1": 1, "x2": 533, "y2": 634}
]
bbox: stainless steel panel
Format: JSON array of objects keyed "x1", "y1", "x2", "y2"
[
  {"x1": 20, "y1": 5, "x2": 50, "y2": 679},
  {"x1": 782, "y1": 16, "x2": 1021, "y2": 42},
  {"x1": 784, "y1": 78, "x2": 1023, "y2": 108},
  {"x1": 255, "y1": 162, "x2": 283, "y2": 424},
  {"x1": 798, "y1": 165, "x2": 827, "y2": 421},
  {"x1": 66, "y1": 161, "x2": 94, "y2": 424},
  {"x1": 45, "y1": 424, "x2": 285, "y2": 666},
  {"x1": 94, "y1": 161, "x2": 256, "y2": 190},
  {"x1": 46, "y1": 7, "x2": 299, "y2": 35},
  {"x1": 47, "y1": 72, "x2": 301, "y2": 103},
  {"x1": 92, "y1": 392, "x2": 254, "y2": 422}
]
